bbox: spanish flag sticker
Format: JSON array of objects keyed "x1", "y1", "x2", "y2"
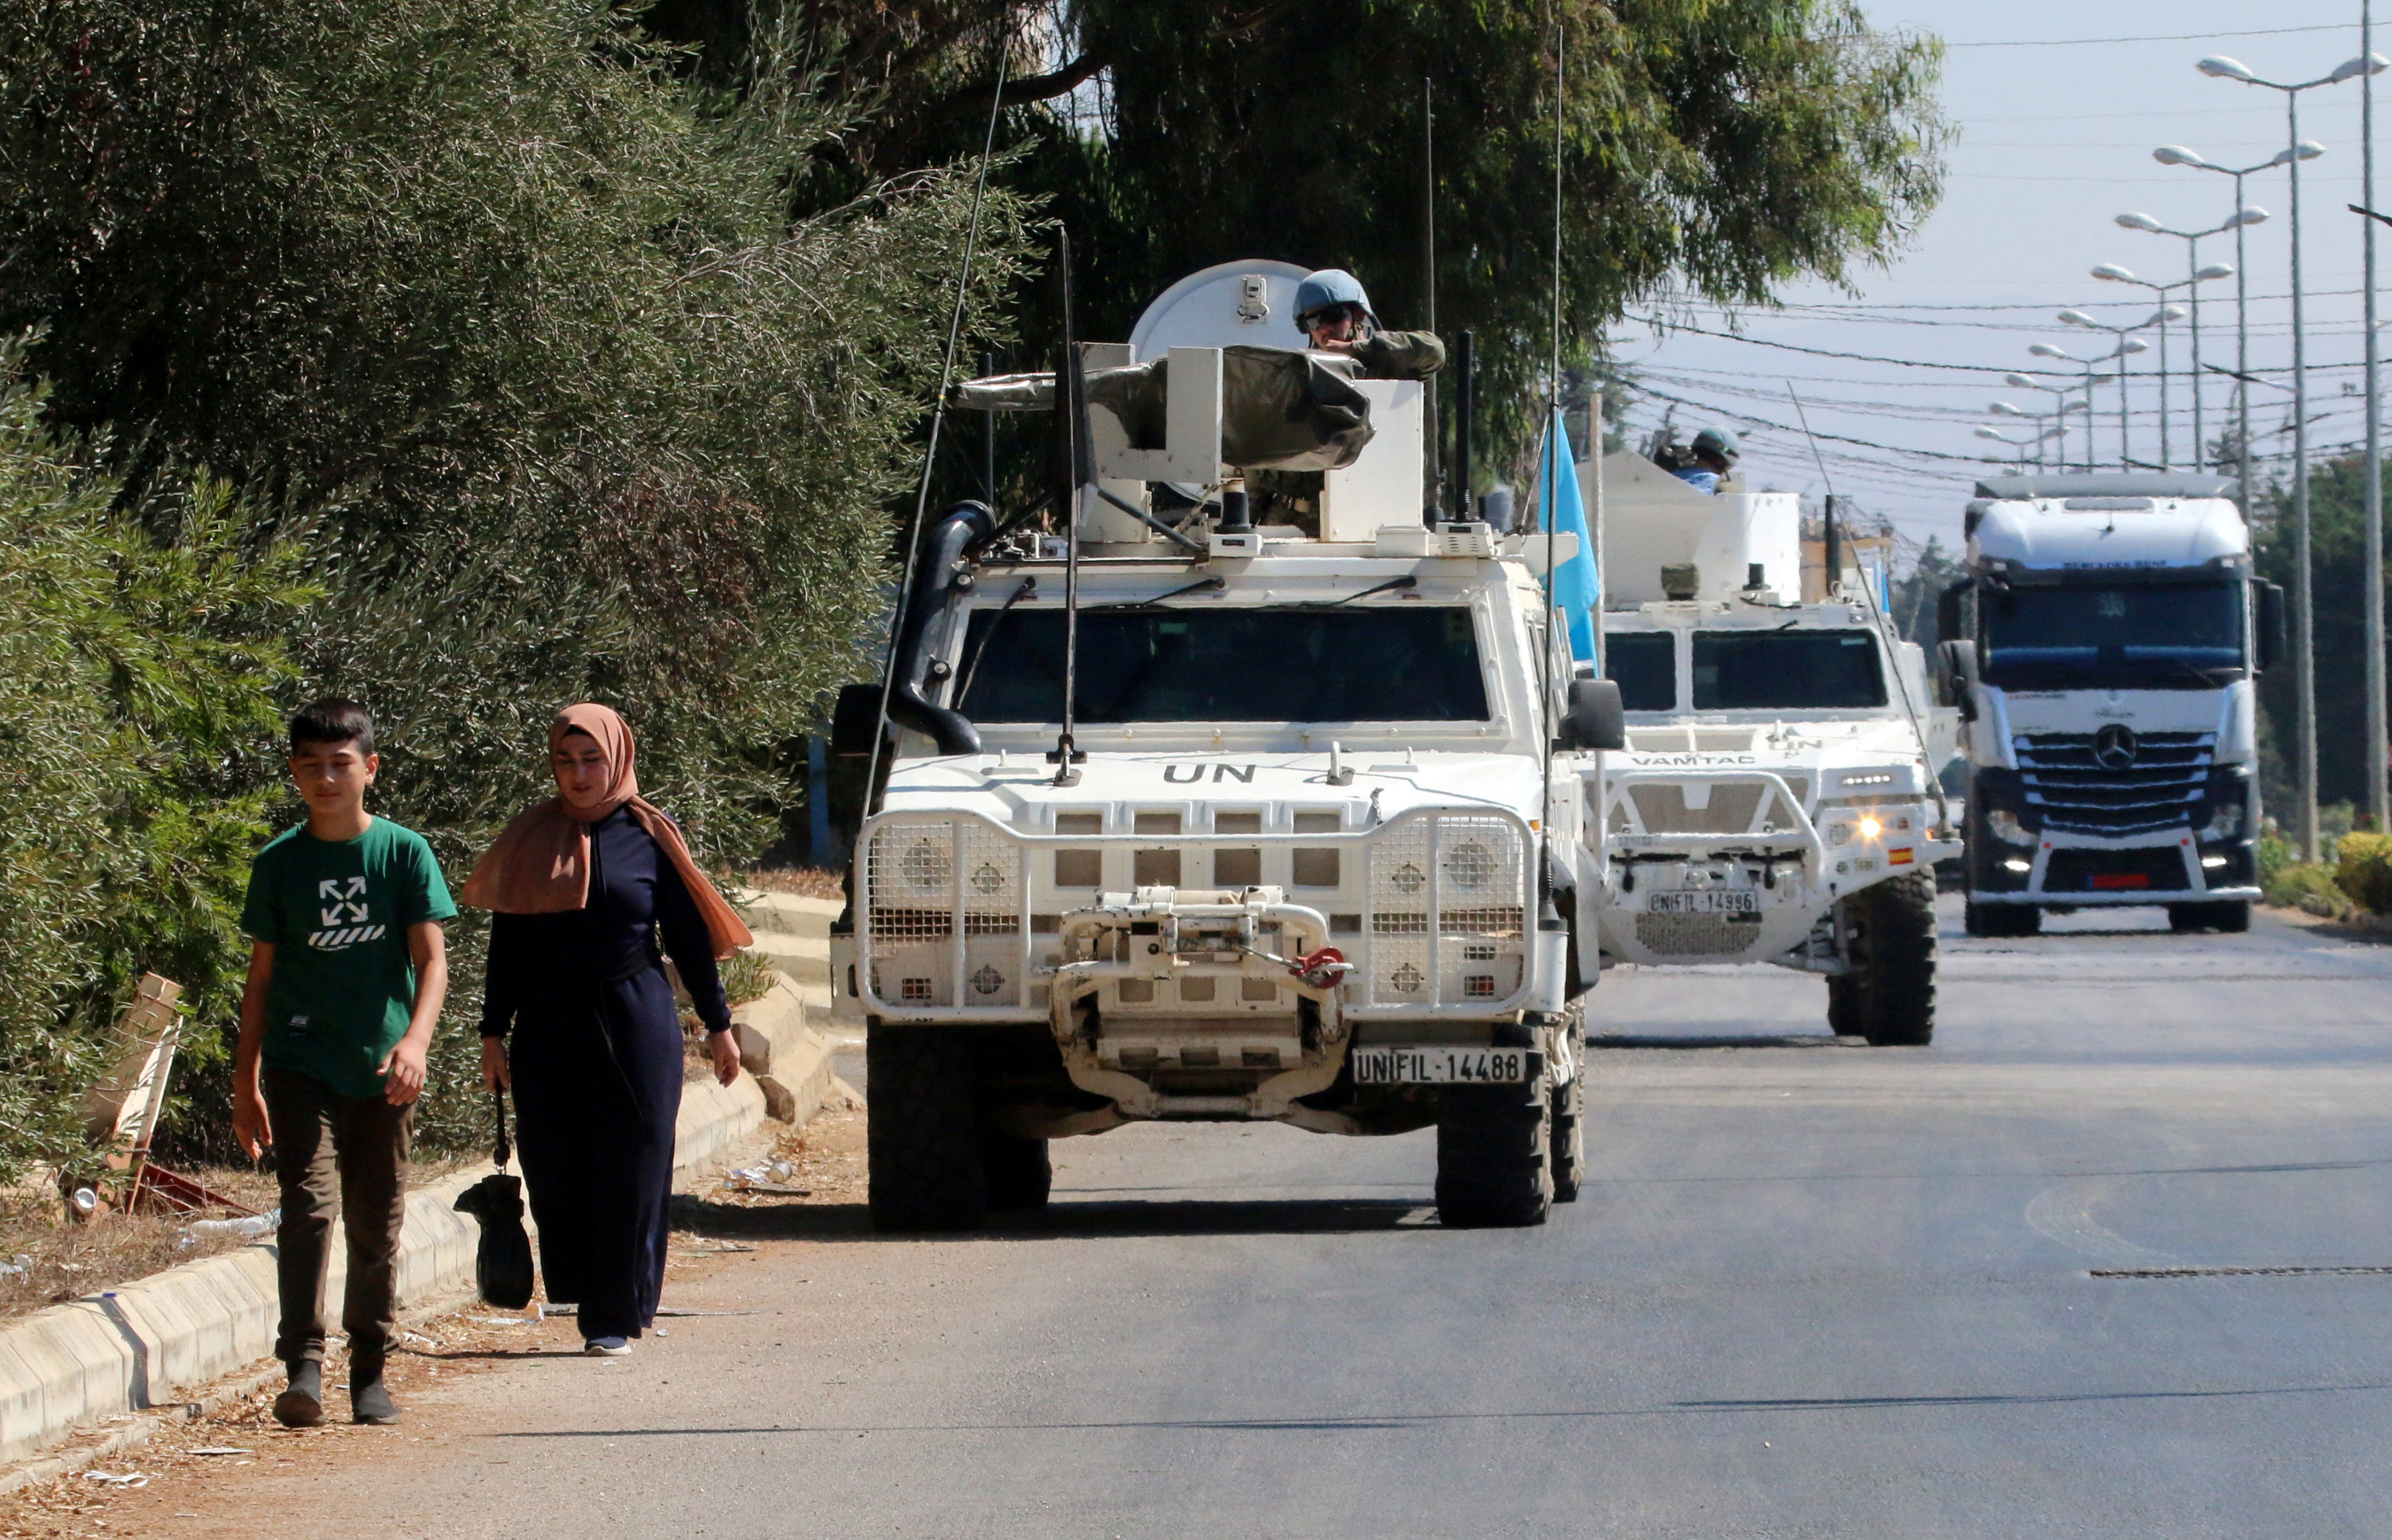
[{"x1": 1889, "y1": 847, "x2": 1915, "y2": 865}]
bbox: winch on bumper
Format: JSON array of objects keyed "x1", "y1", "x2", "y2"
[{"x1": 1047, "y1": 887, "x2": 1356, "y2": 1122}]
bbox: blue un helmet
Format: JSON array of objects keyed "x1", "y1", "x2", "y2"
[
  {"x1": 1294, "y1": 268, "x2": 1378, "y2": 330},
  {"x1": 1691, "y1": 426, "x2": 1741, "y2": 465}
]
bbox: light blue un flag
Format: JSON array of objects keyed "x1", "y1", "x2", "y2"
[{"x1": 1538, "y1": 409, "x2": 1600, "y2": 660}]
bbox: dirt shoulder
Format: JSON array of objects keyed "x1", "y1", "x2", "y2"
[{"x1": 0, "y1": 1107, "x2": 869, "y2": 1540}]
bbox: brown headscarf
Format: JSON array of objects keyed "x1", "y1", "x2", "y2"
[{"x1": 460, "y1": 703, "x2": 754, "y2": 959}]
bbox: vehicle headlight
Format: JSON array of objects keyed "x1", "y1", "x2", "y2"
[
  {"x1": 1986, "y1": 809, "x2": 2032, "y2": 847},
  {"x1": 1841, "y1": 770, "x2": 1899, "y2": 791},
  {"x1": 1857, "y1": 816, "x2": 1881, "y2": 840},
  {"x1": 2198, "y1": 798, "x2": 2247, "y2": 842},
  {"x1": 1827, "y1": 822, "x2": 1855, "y2": 845}
]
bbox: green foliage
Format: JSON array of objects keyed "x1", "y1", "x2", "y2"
[
  {"x1": 2262, "y1": 855, "x2": 2346, "y2": 914},
  {"x1": 703, "y1": 0, "x2": 1949, "y2": 482},
  {"x1": 2255, "y1": 455, "x2": 2391, "y2": 811},
  {"x1": 2335, "y1": 831, "x2": 2392, "y2": 915},
  {"x1": 1889, "y1": 535, "x2": 1958, "y2": 646},
  {"x1": 1066, "y1": 0, "x2": 1948, "y2": 474},
  {"x1": 720, "y1": 949, "x2": 777, "y2": 1009},
  {"x1": 0, "y1": 0, "x2": 1038, "y2": 1154},
  {"x1": 0, "y1": 345, "x2": 309, "y2": 1181}
]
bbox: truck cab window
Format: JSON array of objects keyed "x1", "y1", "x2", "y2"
[
  {"x1": 1981, "y1": 581, "x2": 2244, "y2": 691},
  {"x1": 1691, "y1": 630, "x2": 1887, "y2": 711},
  {"x1": 955, "y1": 606, "x2": 1489, "y2": 723},
  {"x1": 1603, "y1": 632, "x2": 1677, "y2": 711}
]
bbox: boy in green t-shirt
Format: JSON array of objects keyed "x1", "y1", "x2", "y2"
[{"x1": 234, "y1": 698, "x2": 455, "y2": 1428}]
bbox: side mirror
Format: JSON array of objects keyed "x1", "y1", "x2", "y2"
[
  {"x1": 1936, "y1": 639, "x2": 1980, "y2": 720},
  {"x1": 2256, "y1": 580, "x2": 2287, "y2": 672},
  {"x1": 830, "y1": 682, "x2": 886, "y2": 758},
  {"x1": 1561, "y1": 678, "x2": 1626, "y2": 751},
  {"x1": 1936, "y1": 578, "x2": 1971, "y2": 646}
]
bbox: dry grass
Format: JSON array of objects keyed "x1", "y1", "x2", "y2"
[
  {"x1": 0, "y1": 1167, "x2": 280, "y2": 1326},
  {"x1": 742, "y1": 865, "x2": 843, "y2": 900},
  {"x1": 0, "y1": 1154, "x2": 481, "y2": 1329}
]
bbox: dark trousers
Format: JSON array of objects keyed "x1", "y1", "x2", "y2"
[
  {"x1": 262, "y1": 1068, "x2": 411, "y2": 1371},
  {"x1": 511, "y1": 967, "x2": 684, "y2": 1341}
]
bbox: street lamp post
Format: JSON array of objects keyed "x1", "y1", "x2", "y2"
[
  {"x1": 2029, "y1": 341, "x2": 2140, "y2": 468},
  {"x1": 2056, "y1": 311, "x2": 2164, "y2": 469},
  {"x1": 1990, "y1": 397, "x2": 2079, "y2": 470},
  {"x1": 2198, "y1": 50, "x2": 2387, "y2": 861},
  {"x1": 2091, "y1": 266, "x2": 2213, "y2": 467},
  {"x1": 2114, "y1": 211, "x2": 2254, "y2": 468},
  {"x1": 2005, "y1": 372, "x2": 2093, "y2": 471},
  {"x1": 1976, "y1": 425, "x2": 2058, "y2": 467},
  {"x1": 2155, "y1": 142, "x2": 2320, "y2": 505}
]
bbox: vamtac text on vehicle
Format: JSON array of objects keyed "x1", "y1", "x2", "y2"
[
  {"x1": 824, "y1": 261, "x2": 1625, "y2": 1234},
  {"x1": 1937, "y1": 473, "x2": 2286, "y2": 938}
]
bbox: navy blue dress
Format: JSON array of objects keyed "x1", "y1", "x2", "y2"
[{"x1": 479, "y1": 806, "x2": 732, "y2": 1340}]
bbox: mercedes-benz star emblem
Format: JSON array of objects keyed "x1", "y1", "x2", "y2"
[{"x1": 2093, "y1": 723, "x2": 2140, "y2": 771}]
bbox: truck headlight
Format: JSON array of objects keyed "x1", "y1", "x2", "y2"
[
  {"x1": 2197, "y1": 799, "x2": 2247, "y2": 841},
  {"x1": 1985, "y1": 809, "x2": 2031, "y2": 847}
]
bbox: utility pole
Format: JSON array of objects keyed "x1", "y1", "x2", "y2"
[{"x1": 2369, "y1": 1, "x2": 2390, "y2": 830}]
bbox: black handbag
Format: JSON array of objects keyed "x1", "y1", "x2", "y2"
[{"x1": 452, "y1": 1091, "x2": 536, "y2": 1310}]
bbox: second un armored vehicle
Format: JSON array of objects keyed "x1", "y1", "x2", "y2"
[
  {"x1": 829, "y1": 260, "x2": 1622, "y2": 1231},
  {"x1": 1587, "y1": 453, "x2": 1960, "y2": 1044}
]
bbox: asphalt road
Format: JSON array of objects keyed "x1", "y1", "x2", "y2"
[{"x1": 223, "y1": 899, "x2": 2392, "y2": 1538}]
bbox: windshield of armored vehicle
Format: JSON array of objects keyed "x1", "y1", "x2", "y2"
[
  {"x1": 1981, "y1": 580, "x2": 2243, "y2": 690},
  {"x1": 1691, "y1": 629, "x2": 1887, "y2": 710},
  {"x1": 955, "y1": 606, "x2": 1489, "y2": 723},
  {"x1": 1603, "y1": 632, "x2": 1677, "y2": 710}
]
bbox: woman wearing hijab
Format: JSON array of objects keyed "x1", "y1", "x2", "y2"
[{"x1": 462, "y1": 704, "x2": 753, "y2": 1356}]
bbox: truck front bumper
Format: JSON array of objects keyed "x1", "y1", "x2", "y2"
[{"x1": 1968, "y1": 829, "x2": 2259, "y2": 906}]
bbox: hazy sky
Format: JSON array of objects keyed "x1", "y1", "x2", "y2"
[{"x1": 1607, "y1": 2, "x2": 2388, "y2": 554}]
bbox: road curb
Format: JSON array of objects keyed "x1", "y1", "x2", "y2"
[{"x1": 0, "y1": 967, "x2": 834, "y2": 1476}]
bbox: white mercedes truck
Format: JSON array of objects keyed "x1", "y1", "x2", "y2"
[
  {"x1": 1939, "y1": 473, "x2": 2284, "y2": 937},
  {"x1": 828, "y1": 261, "x2": 1624, "y2": 1232},
  {"x1": 1586, "y1": 452, "x2": 1961, "y2": 1043}
]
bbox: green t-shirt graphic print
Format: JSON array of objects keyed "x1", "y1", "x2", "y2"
[{"x1": 240, "y1": 818, "x2": 457, "y2": 1098}]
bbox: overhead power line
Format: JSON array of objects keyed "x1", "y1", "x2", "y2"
[
  {"x1": 1632, "y1": 384, "x2": 1997, "y2": 464},
  {"x1": 1943, "y1": 23, "x2": 2345, "y2": 50}
]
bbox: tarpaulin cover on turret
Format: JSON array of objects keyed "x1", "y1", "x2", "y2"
[{"x1": 948, "y1": 346, "x2": 1375, "y2": 472}]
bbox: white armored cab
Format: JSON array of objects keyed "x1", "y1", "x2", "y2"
[
  {"x1": 828, "y1": 261, "x2": 1624, "y2": 1232},
  {"x1": 1586, "y1": 455, "x2": 1960, "y2": 1044}
]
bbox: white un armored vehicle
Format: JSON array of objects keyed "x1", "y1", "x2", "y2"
[
  {"x1": 828, "y1": 261, "x2": 1622, "y2": 1232},
  {"x1": 1586, "y1": 452, "x2": 1959, "y2": 1043}
]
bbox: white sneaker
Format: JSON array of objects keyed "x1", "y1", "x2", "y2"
[{"x1": 584, "y1": 1336, "x2": 632, "y2": 1357}]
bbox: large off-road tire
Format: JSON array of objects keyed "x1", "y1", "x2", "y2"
[
  {"x1": 982, "y1": 1131, "x2": 1053, "y2": 1212},
  {"x1": 1549, "y1": 1072, "x2": 1586, "y2": 1203},
  {"x1": 867, "y1": 1025, "x2": 987, "y2": 1232},
  {"x1": 2169, "y1": 900, "x2": 2251, "y2": 934},
  {"x1": 1964, "y1": 899, "x2": 2039, "y2": 938},
  {"x1": 1436, "y1": 1083, "x2": 1552, "y2": 1228},
  {"x1": 1826, "y1": 974, "x2": 1860, "y2": 1036},
  {"x1": 1843, "y1": 874, "x2": 1938, "y2": 1046}
]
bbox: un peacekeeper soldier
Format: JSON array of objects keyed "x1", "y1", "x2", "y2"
[
  {"x1": 1669, "y1": 426, "x2": 1741, "y2": 494},
  {"x1": 1250, "y1": 269, "x2": 1444, "y2": 530},
  {"x1": 1295, "y1": 268, "x2": 1445, "y2": 379}
]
